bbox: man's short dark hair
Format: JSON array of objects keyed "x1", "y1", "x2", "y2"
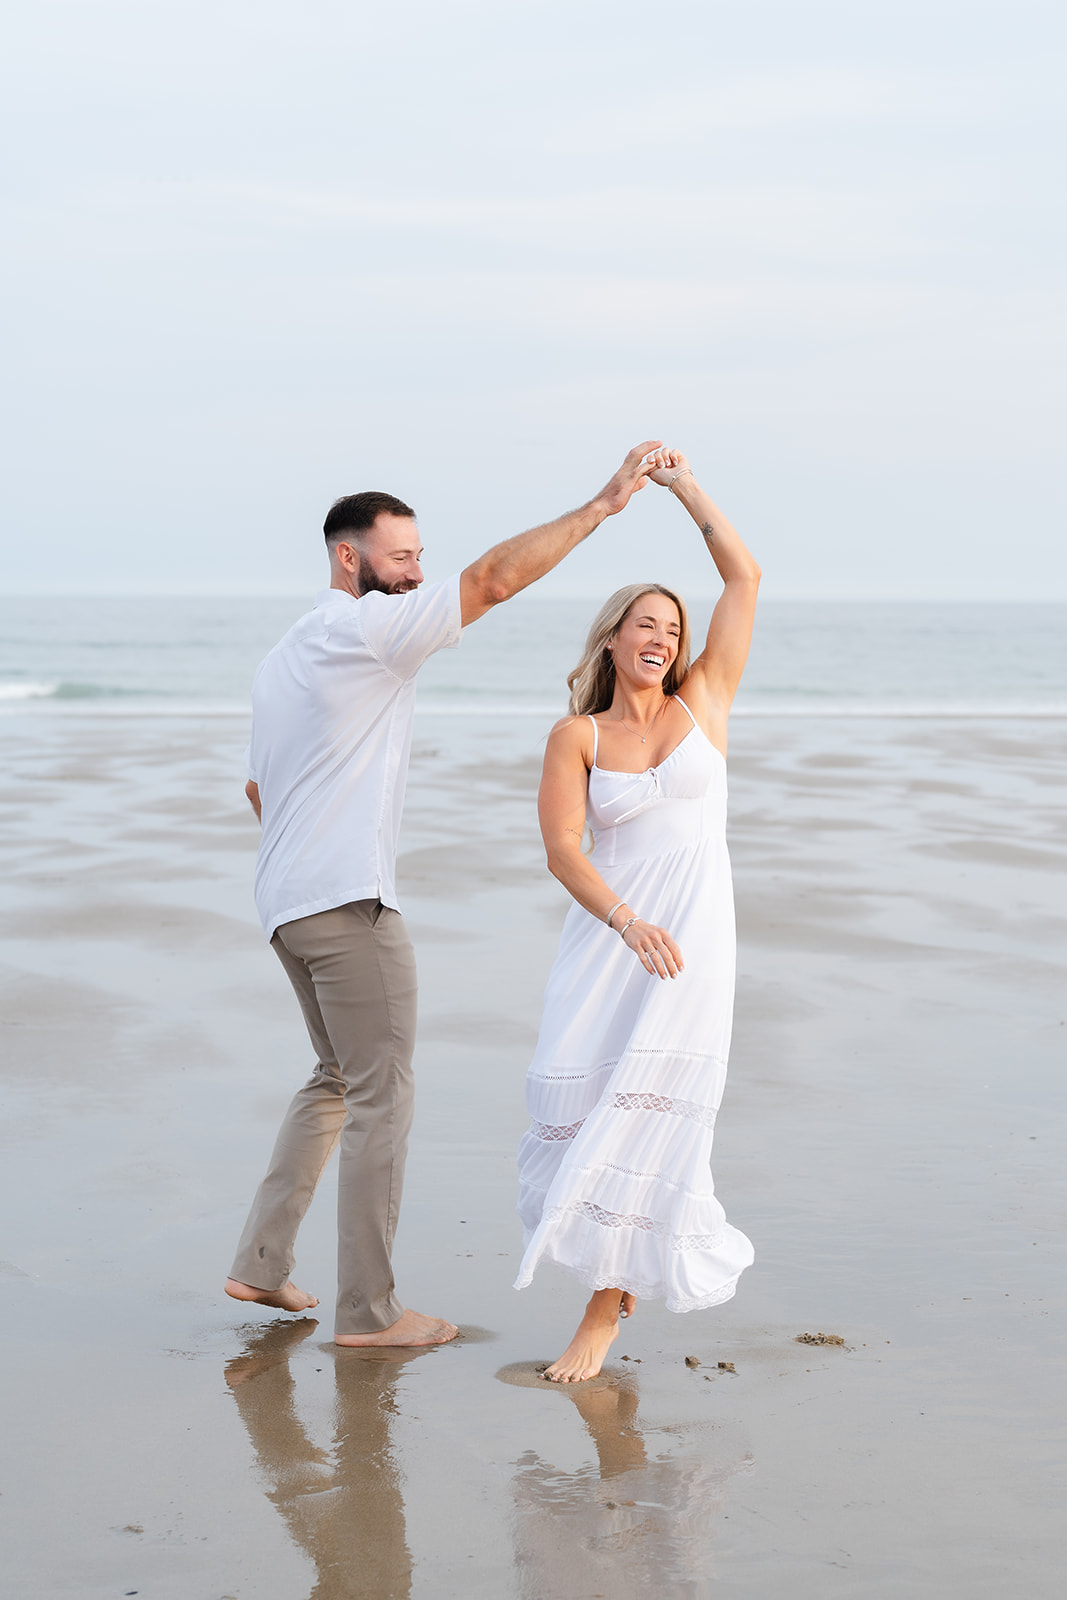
[{"x1": 323, "y1": 491, "x2": 416, "y2": 545}]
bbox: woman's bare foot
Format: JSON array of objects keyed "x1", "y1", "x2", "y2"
[
  {"x1": 225, "y1": 1277, "x2": 319, "y2": 1313},
  {"x1": 620, "y1": 1291, "x2": 636, "y2": 1320},
  {"x1": 334, "y1": 1307, "x2": 458, "y2": 1348},
  {"x1": 544, "y1": 1288, "x2": 630, "y2": 1383}
]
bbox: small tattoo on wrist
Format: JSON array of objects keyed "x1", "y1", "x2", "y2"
[{"x1": 701, "y1": 521, "x2": 714, "y2": 548}]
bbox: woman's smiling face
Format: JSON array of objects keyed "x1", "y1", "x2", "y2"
[{"x1": 612, "y1": 593, "x2": 682, "y2": 689}]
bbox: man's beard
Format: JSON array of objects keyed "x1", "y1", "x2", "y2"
[{"x1": 357, "y1": 552, "x2": 417, "y2": 596}]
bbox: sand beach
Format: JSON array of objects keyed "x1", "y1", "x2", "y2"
[{"x1": 0, "y1": 701, "x2": 1064, "y2": 1597}]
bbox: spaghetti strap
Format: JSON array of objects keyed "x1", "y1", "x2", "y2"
[
  {"x1": 586, "y1": 714, "x2": 599, "y2": 767},
  {"x1": 674, "y1": 695, "x2": 698, "y2": 728}
]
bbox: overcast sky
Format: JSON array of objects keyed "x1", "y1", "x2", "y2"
[{"x1": 2, "y1": 0, "x2": 1064, "y2": 599}]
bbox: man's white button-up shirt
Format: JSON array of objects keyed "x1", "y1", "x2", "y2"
[{"x1": 247, "y1": 576, "x2": 462, "y2": 939}]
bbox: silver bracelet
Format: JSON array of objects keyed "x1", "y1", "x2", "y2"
[
  {"x1": 668, "y1": 468, "x2": 693, "y2": 494},
  {"x1": 605, "y1": 901, "x2": 626, "y2": 929},
  {"x1": 618, "y1": 916, "x2": 639, "y2": 937}
]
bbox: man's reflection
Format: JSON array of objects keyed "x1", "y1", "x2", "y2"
[
  {"x1": 498, "y1": 1363, "x2": 748, "y2": 1597},
  {"x1": 225, "y1": 1319, "x2": 416, "y2": 1600}
]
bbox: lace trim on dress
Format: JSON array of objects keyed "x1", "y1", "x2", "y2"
[
  {"x1": 529, "y1": 1118, "x2": 587, "y2": 1142},
  {"x1": 571, "y1": 1199, "x2": 658, "y2": 1232},
  {"x1": 609, "y1": 1091, "x2": 717, "y2": 1129},
  {"x1": 527, "y1": 1092, "x2": 716, "y2": 1148},
  {"x1": 599, "y1": 1160, "x2": 685, "y2": 1184},
  {"x1": 626, "y1": 1046, "x2": 723, "y2": 1060},
  {"x1": 545, "y1": 1199, "x2": 726, "y2": 1252},
  {"x1": 526, "y1": 1059, "x2": 619, "y2": 1084}
]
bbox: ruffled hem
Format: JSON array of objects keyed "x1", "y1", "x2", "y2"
[
  {"x1": 513, "y1": 1252, "x2": 744, "y2": 1315},
  {"x1": 513, "y1": 1199, "x2": 754, "y2": 1314}
]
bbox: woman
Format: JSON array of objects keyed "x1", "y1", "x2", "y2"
[{"x1": 514, "y1": 449, "x2": 761, "y2": 1382}]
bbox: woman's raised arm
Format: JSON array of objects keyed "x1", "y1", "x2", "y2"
[{"x1": 650, "y1": 453, "x2": 761, "y2": 718}]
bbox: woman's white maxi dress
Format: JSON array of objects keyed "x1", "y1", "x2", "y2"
[{"x1": 514, "y1": 700, "x2": 754, "y2": 1312}]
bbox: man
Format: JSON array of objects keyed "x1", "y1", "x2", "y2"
[{"x1": 225, "y1": 440, "x2": 667, "y2": 1346}]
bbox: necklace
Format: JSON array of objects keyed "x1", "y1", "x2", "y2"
[{"x1": 615, "y1": 696, "x2": 668, "y2": 744}]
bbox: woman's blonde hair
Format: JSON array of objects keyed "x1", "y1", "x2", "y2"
[{"x1": 567, "y1": 583, "x2": 691, "y2": 716}]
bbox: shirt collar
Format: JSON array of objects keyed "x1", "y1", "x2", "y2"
[{"x1": 313, "y1": 587, "x2": 359, "y2": 610}]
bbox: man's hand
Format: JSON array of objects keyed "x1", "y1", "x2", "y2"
[
  {"x1": 460, "y1": 439, "x2": 670, "y2": 625},
  {"x1": 590, "y1": 440, "x2": 668, "y2": 517}
]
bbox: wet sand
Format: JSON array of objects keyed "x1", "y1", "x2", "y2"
[{"x1": 0, "y1": 709, "x2": 1064, "y2": 1597}]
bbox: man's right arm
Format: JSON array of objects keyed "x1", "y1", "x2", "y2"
[{"x1": 458, "y1": 441, "x2": 666, "y2": 626}]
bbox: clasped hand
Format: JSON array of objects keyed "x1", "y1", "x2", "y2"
[{"x1": 646, "y1": 447, "x2": 690, "y2": 489}]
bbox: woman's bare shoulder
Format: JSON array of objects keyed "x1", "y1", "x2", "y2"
[
  {"x1": 547, "y1": 713, "x2": 588, "y2": 739},
  {"x1": 544, "y1": 714, "x2": 594, "y2": 763}
]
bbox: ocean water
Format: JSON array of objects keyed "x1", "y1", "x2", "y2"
[{"x1": 0, "y1": 595, "x2": 1064, "y2": 719}]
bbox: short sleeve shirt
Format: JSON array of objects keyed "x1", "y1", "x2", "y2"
[{"x1": 247, "y1": 576, "x2": 462, "y2": 938}]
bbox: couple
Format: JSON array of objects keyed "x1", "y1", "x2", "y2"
[{"x1": 225, "y1": 442, "x2": 760, "y2": 1383}]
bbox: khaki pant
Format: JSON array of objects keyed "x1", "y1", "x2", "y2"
[{"x1": 229, "y1": 899, "x2": 417, "y2": 1336}]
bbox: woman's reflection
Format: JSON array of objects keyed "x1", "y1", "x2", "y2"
[
  {"x1": 225, "y1": 1319, "x2": 417, "y2": 1600},
  {"x1": 498, "y1": 1363, "x2": 748, "y2": 1597}
]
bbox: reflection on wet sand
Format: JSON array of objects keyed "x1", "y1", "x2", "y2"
[
  {"x1": 225, "y1": 1319, "x2": 418, "y2": 1600},
  {"x1": 497, "y1": 1363, "x2": 750, "y2": 1597}
]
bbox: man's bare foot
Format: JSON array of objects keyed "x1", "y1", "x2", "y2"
[
  {"x1": 544, "y1": 1288, "x2": 630, "y2": 1383},
  {"x1": 225, "y1": 1277, "x2": 319, "y2": 1313},
  {"x1": 334, "y1": 1307, "x2": 458, "y2": 1348}
]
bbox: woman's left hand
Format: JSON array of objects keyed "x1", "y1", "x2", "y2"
[
  {"x1": 621, "y1": 917, "x2": 684, "y2": 979},
  {"x1": 646, "y1": 448, "x2": 690, "y2": 488}
]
